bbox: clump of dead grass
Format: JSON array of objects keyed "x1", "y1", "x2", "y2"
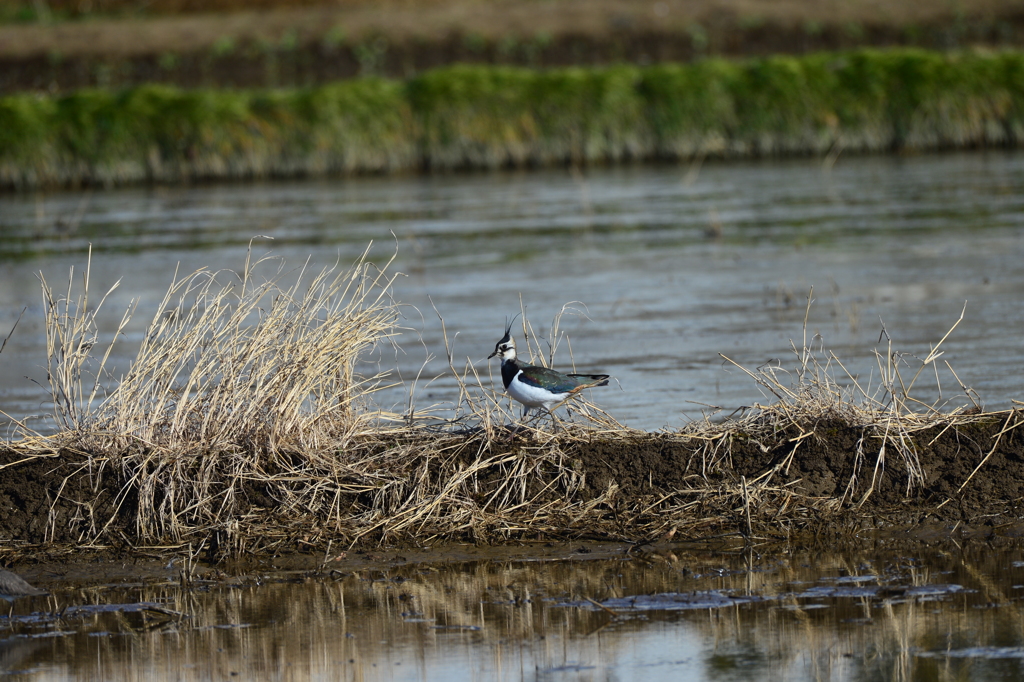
[
  {"x1": 6, "y1": 245, "x2": 632, "y2": 553},
  {"x1": 713, "y1": 295, "x2": 978, "y2": 499},
  {"x1": 11, "y1": 242, "x2": 416, "y2": 547},
  {"x1": 650, "y1": 291, "x2": 1015, "y2": 546},
  {"x1": 37, "y1": 242, "x2": 402, "y2": 449}
]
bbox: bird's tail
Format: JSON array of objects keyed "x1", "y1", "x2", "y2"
[{"x1": 568, "y1": 373, "x2": 610, "y2": 388}]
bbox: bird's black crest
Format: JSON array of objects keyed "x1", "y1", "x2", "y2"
[{"x1": 500, "y1": 313, "x2": 521, "y2": 344}]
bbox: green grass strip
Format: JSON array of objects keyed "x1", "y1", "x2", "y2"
[{"x1": 3, "y1": 47, "x2": 1024, "y2": 189}]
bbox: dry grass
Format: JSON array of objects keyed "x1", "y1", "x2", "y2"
[
  {"x1": 11, "y1": 241, "x2": 411, "y2": 547},
  {"x1": 632, "y1": 291, "x2": 1023, "y2": 549},
  {"x1": 2, "y1": 254, "x2": 1015, "y2": 555},
  {"x1": 713, "y1": 293, "x2": 974, "y2": 502},
  {"x1": 30, "y1": 242, "x2": 401, "y2": 443}
]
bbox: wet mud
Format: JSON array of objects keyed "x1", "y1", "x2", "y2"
[
  {"x1": 1, "y1": 413, "x2": 1023, "y2": 560},
  {"x1": 571, "y1": 415, "x2": 1024, "y2": 525},
  {"x1": 0, "y1": 451, "x2": 123, "y2": 547}
]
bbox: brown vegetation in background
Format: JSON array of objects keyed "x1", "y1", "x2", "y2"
[
  {"x1": 42, "y1": 0, "x2": 372, "y2": 12},
  {"x1": 22, "y1": 0, "x2": 1024, "y2": 25},
  {"x1": 2, "y1": 0, "x2": 1023, "y2": 93}
]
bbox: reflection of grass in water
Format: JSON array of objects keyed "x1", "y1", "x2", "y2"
[
  {"x1": 28, "y1": 546, "x2": 1012, "y2": 680},
  {"x1": 3, "y1": 48, "x2": 1024, "y2": 188},
  {"x1": 2, "y1": 245, "x2": 1018, "y2": 555}
]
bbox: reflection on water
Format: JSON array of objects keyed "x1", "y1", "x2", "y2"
[
  {"x1": 2, "y1": 152, "x2": 1024, "y2": 430},
  {"x1": 4, "y1": 542, "x2": 1024, "y2": 680}
]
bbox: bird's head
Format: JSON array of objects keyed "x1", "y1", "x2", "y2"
[{"x1": 487, "y1": 315, "x2": 519, "y2": 361}]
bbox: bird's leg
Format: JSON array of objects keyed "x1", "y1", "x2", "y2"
[{"x1": 510, "y1": 406, "x2": 531, "y2": 441}]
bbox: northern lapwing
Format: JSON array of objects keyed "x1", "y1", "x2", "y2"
[{"x1": 487, "y1": 318, "x2": 610, "y2": 421}]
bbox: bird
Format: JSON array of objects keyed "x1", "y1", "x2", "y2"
[
  {"x1": 487, "y1": 318, "x2": 610, "y2": 422},
  {"x1": 0, "y1": 570, "x2": 47, "y2": 617}
]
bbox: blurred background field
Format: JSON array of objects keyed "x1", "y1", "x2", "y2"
[
  {"x1": 3, "y1": 0, "x2": 1024, "y2": 190},
  {"x1": 5, "y1": 48, "x2": 1024, "y2": 190},
  {"x1": 1, "y1": 0, "x2": 1022, "y2": 93}
]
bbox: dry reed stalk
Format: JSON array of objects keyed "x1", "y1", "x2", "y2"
[{"x1": 38, "y1": 245, "x2": 136, "y2": 432}]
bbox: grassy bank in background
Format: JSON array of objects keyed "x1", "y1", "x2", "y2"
[{"x1": 2, "y1": 46, "x2": 1023, "y2": 189}]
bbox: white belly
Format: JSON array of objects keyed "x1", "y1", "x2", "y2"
[{"x1": 507, "y1": 371, "x2": 570, "y2": 410}]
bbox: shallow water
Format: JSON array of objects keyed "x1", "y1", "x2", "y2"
[
  {"x1": 3, "y1": 154, "x2": 1024, "y2": 677},
  {"x1": 3, "y1": 152, "x2": 1024, "y2": 432},
  {"x1": 6, "y1": 540, "x2": 1024, "y2": 681}
]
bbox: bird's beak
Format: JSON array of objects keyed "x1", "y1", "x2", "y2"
[{"x1": 487, "y1": 349, "x2": 497, "y2": 359}]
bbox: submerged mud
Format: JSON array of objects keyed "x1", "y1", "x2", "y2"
[
  {"x1": 5, "y1": 535, "x2": 1024, "y2": 681},
  {"x1": 1, "y1": 412, "x2": 1022, "y2": 558}
]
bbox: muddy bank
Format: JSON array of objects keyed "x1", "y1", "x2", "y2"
[
  {"x1": 1, "y1": 411, "x2": 1021, "y2": 561},
  {"x1": 578, "y1": 417, "x2": 1024, "y2": 515},
  {"x1": 4, "y1": 22, "x2": 1020, "y2": 95},
  {"x1": 8, "y1": 528, "x2": 1024, "y2": 591}
]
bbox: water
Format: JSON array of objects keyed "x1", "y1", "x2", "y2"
[
  {"x1": 3, "y1": 152, "x2": 1024, "y2": 432},
  {"x1": 5, "y1": 540, "x2": 1024, "y2": 680},
  {"x1": 3, "y1": 152, "x2": 1024, "y2": 678}
]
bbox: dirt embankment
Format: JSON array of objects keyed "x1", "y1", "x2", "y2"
[
  {"x1": 578, "y1": 418, "x2": 1024, "y2": 523},
  {"x1": 2, "y1": 0, "x2": 1024, "y2": 93},
  {"x1": 2, "y1": 413, "x2": 1022, "y2": 561},
  {"x1": 780, "y1": 420, "x2": 1005, "y2": 509}
]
